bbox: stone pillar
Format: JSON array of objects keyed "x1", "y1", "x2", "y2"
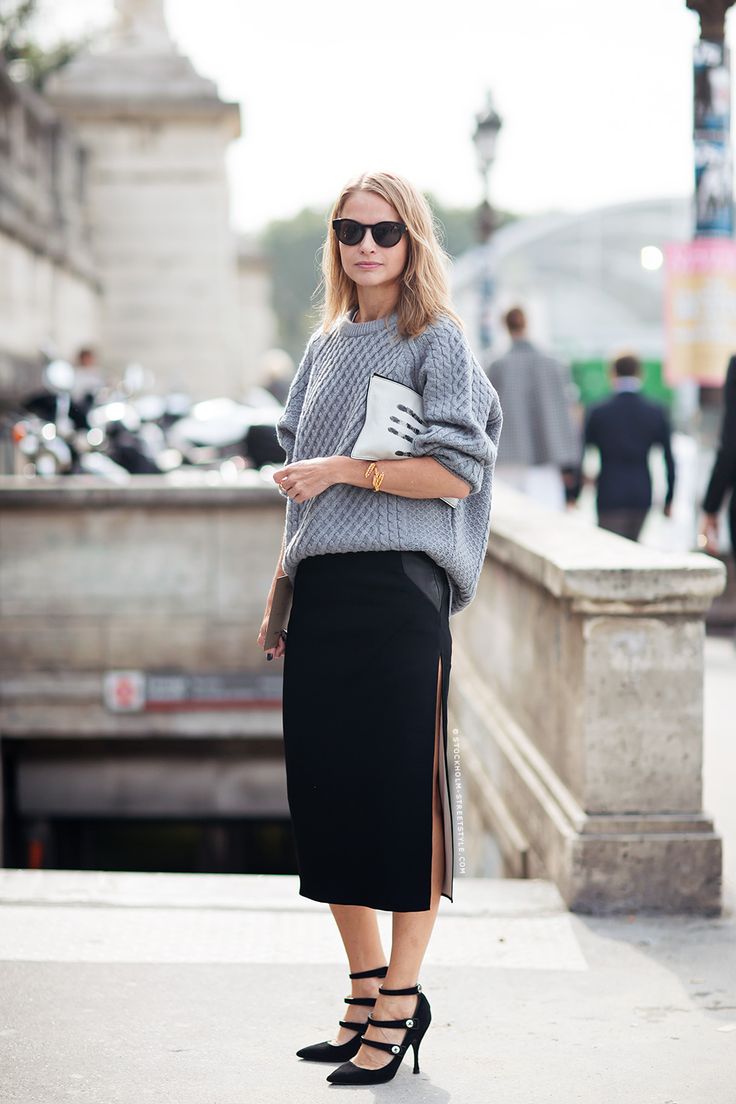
[
  {"x1": 45, "y1": 0, "x2": 243, "y2": 398},
  {"x1": 451, "y1": 484, "x2": 726, "y2": 914}
]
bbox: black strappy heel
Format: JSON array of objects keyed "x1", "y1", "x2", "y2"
[
  {"x1": 295, "y1": 965, "x2": 388, "y2": 1062},
  {"x1": 326, "y1": 981, "x2": 431, "y2": 1084}
]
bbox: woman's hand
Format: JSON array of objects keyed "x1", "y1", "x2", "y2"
[
  {"x1": 272, "y1": 457, "x2": 340, "y2": 502},
  {"x1": 257, "y1": 609, "x2": 287, "y2": 661},
  {"x1": 699, "y1": 512, "x2": 719, "y2": 555}
]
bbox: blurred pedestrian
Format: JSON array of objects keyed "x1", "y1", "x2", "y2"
[
  {"x1": 71, "y1": 347, "x2": 105, "y2": 412},
  {"x1": 583, "y1": 353, "x2": 675, "y2": 542},
  {"x1": 700, "y1": 353, "x2": 736, "y2": 556},
  {"x1": 486, "y1": 306, "x2": 580, "y2": 510}
]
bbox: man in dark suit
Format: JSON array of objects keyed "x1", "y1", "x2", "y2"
[
  {"x1": 583, "y1": 354, "x2": 675, "y2": 541},
  {"x1": 701, "y1": 354, "x2": 736, "y2": 556}
]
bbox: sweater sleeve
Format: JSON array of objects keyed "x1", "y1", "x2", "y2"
[
  {"x1": 275, "y1": 332, "x2": 319, "y2": 466},
  {"x1": 408, "y1": 323, "x2": 501, "y2": 495}
]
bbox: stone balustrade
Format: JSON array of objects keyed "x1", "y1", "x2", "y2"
[{"x1": 452, "y1": 482, "x2": 726, "y2": 914}]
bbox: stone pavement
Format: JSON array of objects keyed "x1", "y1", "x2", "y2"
[
  {"x1": 1, "y1": 633, "x2": 734, "y2": 1104},
  {"x1": 1, "y1": 865, "x2": 734, "y2": 1104}
]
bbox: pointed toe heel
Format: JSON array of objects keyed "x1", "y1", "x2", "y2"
[{"x1": 325, "y1": 981, "x2": 431, "y2": 1085}]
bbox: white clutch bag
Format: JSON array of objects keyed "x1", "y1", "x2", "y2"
[{"x1": 350, "y1": 372, "x2": 459, "y2": 508}]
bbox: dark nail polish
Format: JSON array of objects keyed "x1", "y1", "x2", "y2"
[{"x1": 266, "y1": 653, "x2": 273, "y2": 661}]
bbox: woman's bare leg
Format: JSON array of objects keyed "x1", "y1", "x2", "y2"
[
  {"x1": 351, "y1": 657, "x2": 446, "y2": 1068},
  {"x1": 327, "y1": 903, "x2": 388, "y2": 1044}
]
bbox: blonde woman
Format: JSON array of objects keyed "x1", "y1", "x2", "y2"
[{"x1": 258, "y1": 170, "x2": 503, "y2": 1086}]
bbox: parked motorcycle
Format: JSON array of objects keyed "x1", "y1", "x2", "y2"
[
  {"x1": 8, "y1": 353, "x2": 288, "y2": 479},
  {"x1": 11, "y1": 360, "x2": 87, "y2": 476},
  {"x1": 167, "y1": 389, "x2": 284, "y2": 471}
]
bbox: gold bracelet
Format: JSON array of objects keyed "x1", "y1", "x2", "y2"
[{"x1": 364, "y1": 461, "x2": 385, "y2": 492}]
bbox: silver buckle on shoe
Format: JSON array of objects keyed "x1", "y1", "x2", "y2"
[
  {"x1": 406, "y1": 1018, "x2": 414, "y2": 1027},
  {"x1": 391, "y1": 1045, "x2": 401, "y2": 1054}
]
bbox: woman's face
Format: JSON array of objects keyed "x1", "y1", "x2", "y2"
[{"x1": 337, "y1": 191, "x2": 409, "y2": 292}]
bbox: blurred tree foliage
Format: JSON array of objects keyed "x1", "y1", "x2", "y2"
[
  {"x1": 260, "y1": 207, "x2": 327, "y2": 366},
  {"x1": 259, "y1": 192, "x2": 517, "y2": 363},
  {"x1": 0, "y1": 0, "x2": 92, "y2": 89}
]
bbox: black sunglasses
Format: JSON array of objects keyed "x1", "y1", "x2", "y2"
[{"x1": 332, "y1": 218, "x2": 408, "y2": 248}]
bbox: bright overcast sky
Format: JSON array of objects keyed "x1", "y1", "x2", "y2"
[{"x1": 40, "y1": 0, "x2": 730, "y2": 234}]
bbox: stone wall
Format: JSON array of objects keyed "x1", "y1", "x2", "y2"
[
  {"x1": 1, "y1": 1, "x2": 278, "y2": 406},
  {"x1": 0, "y1": 66, "x2": 100, "y2": 401},
  {"x1": 0, "y1": 475, "x2": 283, "y2": 738},
  {"x1": 0, "y1": 474, "x2": 288, "y2": 867}
]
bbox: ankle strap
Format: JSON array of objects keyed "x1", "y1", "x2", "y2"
[
  {"x1": 367, "y1": 1013, "x2": 418, "y2": 1028},
  {"x1": 349, "y1": 965, "x2": 389, "y2": 980},
  {"x1": 378, "y1": 982, "x2": 421, "y2": 995},
  {"x1": 361, "y1": 1036, "x2": 406, "y2": 1055}
]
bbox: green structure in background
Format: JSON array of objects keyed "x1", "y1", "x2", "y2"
[{"x1": 571, "y1": 360, "x2": 674, "y2": 409}]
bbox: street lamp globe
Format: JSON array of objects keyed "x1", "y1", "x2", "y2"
[{"x1": 473, "y1": 92, "x2": 503, "y2": 180}]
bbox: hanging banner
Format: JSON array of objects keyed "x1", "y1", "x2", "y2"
[
  {"x1": 664, "y1": 239, "x2": 736, "y2": 385},
  {"x1": 694, "y1": 38, "x2": 730, "y2": 133},
  {"x1": 693, "y1": 39, "x2": 733, "y2": 236},
  {"x1": 694, "y1": 137, "x2": 733, "y2": 235}
]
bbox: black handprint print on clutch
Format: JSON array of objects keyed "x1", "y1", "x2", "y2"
[{"x1": 350, "y1": 372, "x2": 459, "y2": 507}]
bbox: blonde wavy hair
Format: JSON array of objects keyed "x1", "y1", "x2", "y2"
[{"x1": 314, "y1": 170, "x2": 465, "y2": 340}]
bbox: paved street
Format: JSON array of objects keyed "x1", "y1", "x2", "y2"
[
  {"x1": 0, "y1": 867, "x2": 734, "y2": 1104},
  {"x1": 1, "y1": 631, "x2": 734, "y2": 1104}
]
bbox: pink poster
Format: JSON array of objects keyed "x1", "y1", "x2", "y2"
[{"x1": 664, "y1": 239, "x2": 736, "y2": 385}]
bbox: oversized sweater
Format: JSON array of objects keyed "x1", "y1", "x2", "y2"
[{"x1": 275, "y1": 308, "x2": 503, "y2": 615}]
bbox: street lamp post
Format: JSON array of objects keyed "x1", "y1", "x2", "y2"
[
  {"x1": 687, "y1": 0, "x2": 736, "y2": 237},
  {"x1": 682, "y1": 2, "x2": 736, "y2": 540},
  {"x1": 472, "y1": 92, "x2": 503, "y2": 354}
]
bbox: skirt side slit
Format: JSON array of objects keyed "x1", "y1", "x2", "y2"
[{"x1": 435, "y1": 644, "x2": 454, "y2": 902}]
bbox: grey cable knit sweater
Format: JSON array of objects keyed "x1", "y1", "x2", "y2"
[{"x1": 275, "y1": 307, "x2": 503, "y2": 615}]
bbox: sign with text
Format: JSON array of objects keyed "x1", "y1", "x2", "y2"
[
  {"x1": 664, "y1": 239, "x2": 736, "y2": 386},
  {"x1": 103, "y1": 671, "x2": 147, "y2": 713},
  {"x1": 104, "y1": 671, "x2": 283, "y2": 712}
]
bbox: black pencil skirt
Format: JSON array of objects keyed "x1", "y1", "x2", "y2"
[{"x1": 281, "y1": 549, "x2": 454, "y2": 912}]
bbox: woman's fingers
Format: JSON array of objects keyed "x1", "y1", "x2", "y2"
[{"x1": 264, "y1": 639, "x2": 286, "y2": 660}]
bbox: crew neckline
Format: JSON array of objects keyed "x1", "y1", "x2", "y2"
[{"x1": 339, "y1": 306, "x2": 399, "y2": 336}]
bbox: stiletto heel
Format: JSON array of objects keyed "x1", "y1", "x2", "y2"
[
  {"x1": 410, "y1": 1002, "x2": 431, "y2": 1073},
  {"x1": 326, "y1": 982, "x2": 431, "y2": 1085},
  {"x1": 295, "y1": 964, "x2": 388, "y2": 1062}
]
